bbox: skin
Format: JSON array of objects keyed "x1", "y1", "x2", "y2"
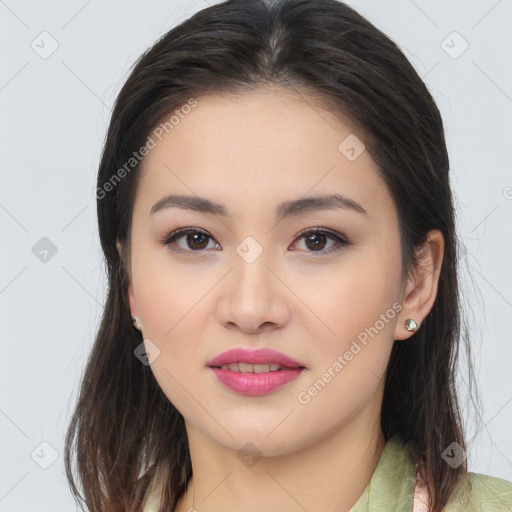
[{"x1": 117, "y1": 88, "x2": 444, "y2": 512}]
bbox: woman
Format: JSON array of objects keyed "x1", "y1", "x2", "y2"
[{"x1": 64, "y1": 1, "x2": 512, "y2": 511}]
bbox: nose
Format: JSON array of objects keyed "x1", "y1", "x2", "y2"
[{"x1": 215, "y1": 250, "x2": 291, "y2": 334}]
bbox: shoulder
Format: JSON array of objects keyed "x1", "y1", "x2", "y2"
[{"x1": 444, "y1": 472, "x2": 512, "y2": 511}]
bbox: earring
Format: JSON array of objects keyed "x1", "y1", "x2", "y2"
[
  {"x1": 405, "y1": 318, "x2": 418, "y2": 332},
  {"x1": 131, "y1": 316, "x2": 142, "y2": 331}
]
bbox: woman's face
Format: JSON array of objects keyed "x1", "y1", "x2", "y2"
[{"x1": 122, "y1": 89, "x2": 412, "y2": 456}]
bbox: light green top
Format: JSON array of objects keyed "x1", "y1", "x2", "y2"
[
  {"x1": 348, "y1": 434, "x2": 512, "y2": 512},
  {"x1": 143, "y1": 434, "x2": 512, "y2": 511}
]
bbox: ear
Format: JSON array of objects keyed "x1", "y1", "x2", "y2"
[
  {"x1": 116, "y1": 239, "x2": 139, "y2": 319},
  {"x1": 394, "y1": 229, "x2": 444, "y2": 340}
]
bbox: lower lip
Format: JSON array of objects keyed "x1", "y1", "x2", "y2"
[{"x1": 208, "y1": 367, "x2": 305, "y2": 395}]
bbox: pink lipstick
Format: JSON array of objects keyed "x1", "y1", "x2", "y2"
[{"x1": 206, "y1": 348, "x2": 307, "y2": 396}]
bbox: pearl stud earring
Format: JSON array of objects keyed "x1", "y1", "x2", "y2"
[
  {"x1": 405, "y1": 318, "x2": 418, "y2": 332},
  {"x1": 131, "y1": 316, "x2": 142, "y2": 331}
]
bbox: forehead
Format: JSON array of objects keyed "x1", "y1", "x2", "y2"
[{"x1": 135, "y1": 89, "x2": 393, "y2": 221}]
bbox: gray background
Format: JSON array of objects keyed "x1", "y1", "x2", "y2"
[{"x1": 1, "y1": 0, "x2": 511, "y2": 510}]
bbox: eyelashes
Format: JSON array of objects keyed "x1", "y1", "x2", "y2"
[{"x1": 157, "y1": 226, "x2": 351, "y2": 256}]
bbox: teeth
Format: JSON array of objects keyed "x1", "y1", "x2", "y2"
[{"x1": 219, "y1": 363, "x2": 282, "y2": 372}]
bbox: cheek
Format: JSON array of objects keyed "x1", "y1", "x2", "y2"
[
  {"x1": 291, "y1": 258, "x2": 400, "y2": 427},
  {"x1": 133, "y1": 260, "x2": 209, "y2": 409},
  {"x1": 294, "y1": 248, "x2": 401, "y2": 343},
  {"x1": 132, "y1": 246, "x2": 212, "y2": 337},
  {"x1": 131, "y1": 252, "x2": 222, "y2": 400},
  {"x1": 289, "y1": 257, "x2": 402, "y2": 407}
]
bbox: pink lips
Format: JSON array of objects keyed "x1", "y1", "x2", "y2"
[
  {"x1": 207, "y1": 348, "x2": 307, "y2": 396},
  {"x1": 207, "y1": 348, "x2": 306, "y2": 369}
]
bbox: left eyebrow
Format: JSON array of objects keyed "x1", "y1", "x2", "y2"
[
  {"x1": 275, "y1": 194, "x2": 368, "y2": 221},
  {"x1": 150, "y1": 193, "x2": 369, "y2": 221}
]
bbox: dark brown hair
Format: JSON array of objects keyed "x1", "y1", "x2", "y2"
[{"x1": 65, "y1": 1, "x2": 480, "y2": 511}]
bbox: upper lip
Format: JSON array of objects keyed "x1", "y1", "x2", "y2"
[{"x1": 207, "y1": 348, "x2": 307, "y2": 369}]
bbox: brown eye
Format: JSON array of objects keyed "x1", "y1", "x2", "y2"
[
  {"x1": 159, "y1": 228, "x2": 219, "y2": 254},
  {"x1": 292, "y1": 228, "x2": 350, "y2": 255},
  {"x1": 304, "y1": 232, "x2": 328, "y2": 251},
  {"x1": 184, "y1": 232, "x2": 209, "y2": 250}
]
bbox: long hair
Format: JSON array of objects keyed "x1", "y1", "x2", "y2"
[{"x1": 64, "y1": 1, "x2": 479, "y2": 511}]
